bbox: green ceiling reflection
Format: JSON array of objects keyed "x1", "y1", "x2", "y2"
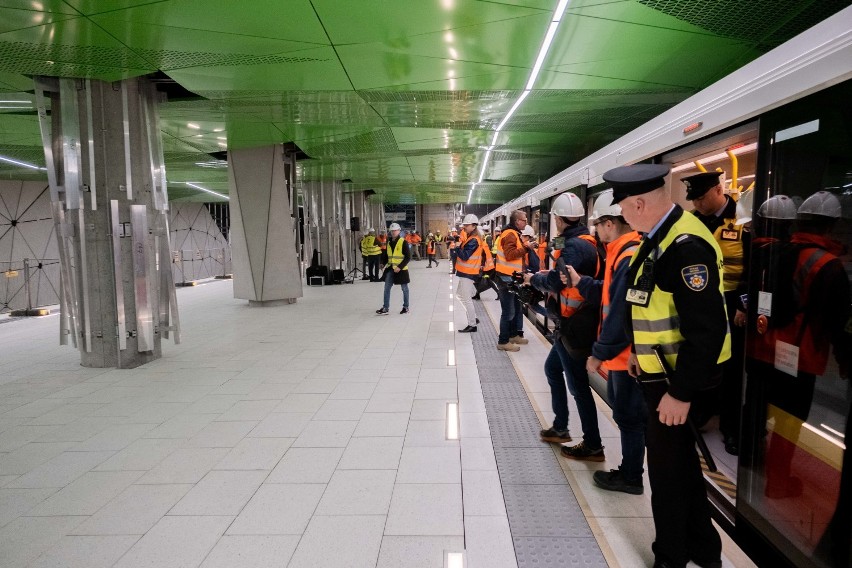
[{"x1": 0, "y1": 0, "x2": 848, "y2": 203}]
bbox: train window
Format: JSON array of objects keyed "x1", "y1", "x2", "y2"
[{"x1": 739, "y1": 80, "x2": 852, "y2": 568}]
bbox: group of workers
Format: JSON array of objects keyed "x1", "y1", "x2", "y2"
[{"x1": 356, "y1": 161, "x2": 849, "y2": 568}]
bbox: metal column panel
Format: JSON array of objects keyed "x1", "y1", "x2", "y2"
[
  {"x1": 58, "y1": 78, "x2": 83, "y2": 211},
  {"x1": 130, "y1": 204, "x2": 153, "y2": 351},
  {"x1": 121, "y1": 83, "x2": 133, "y2": 201},
  {"x1": 84, "y1": 80, "x2": 97, "y2": 211},
  {"x1": 110, "y1": 200, "x2": 127, "y2": 351}
]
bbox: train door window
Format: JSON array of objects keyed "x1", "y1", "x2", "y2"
[{"x1": 739, "y1": 80, "x2": 851, "y2": 568}]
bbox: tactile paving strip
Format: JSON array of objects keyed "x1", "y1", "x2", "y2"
[
  {"x1": 514, "y1": 537, "x2": 610, "y2": 568},
  {"x1": 471, "y1": 301, "x2": 608, "y2": 567}
]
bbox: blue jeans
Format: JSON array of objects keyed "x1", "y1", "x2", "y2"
[
  {"x1": 607, "y1": 370, "x2": 648, "y2": 482},
  {"x1": 544, "y1": 338, "x2": 602, "y2": 447},
  {"x1": 497, "y1": 277, "x2": 523, "y2": 344},
  {"x1": 383, "y1": 271, "x2": 409, "y2": 309}
]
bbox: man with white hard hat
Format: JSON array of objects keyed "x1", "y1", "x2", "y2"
[
  {"x1": 493, "y1": 210, "x2": 529, "y2": 351},
  {"x1": 454, "y1": 213, "x2": 486, "y2": 332},
  {"x1": 520, "y1": 225, "x2": 540, "y2": 272},
  {"x1": 525, "y1": 192, "x2": 605, "y2": 461},
  {"x1": 375, "y1": 223, "x2": 411, "y2": 315},
  {"x1": 563, "y1": 189, "x2": 646, "y2": 494}
]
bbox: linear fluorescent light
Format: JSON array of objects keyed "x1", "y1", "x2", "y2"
[
  {"x1": 0, "y1": 155, "x2": 46, "y2": 171},
  {"x1": 803, "y1": 422, "x2": 846, "y2": 449},
  {"x1": 187, "y1": 123, "x2": 201, "y2": 129},
  {"x1": 446, "y1": 402, "x2": 459, "y2": 439},
  {"x1": 821, "y1": 423, "x2": 845, "y2": 439},
  {"x1": 185, "y1": 182, "x2": 229, "y2": 200},
  {"x1": 467, "y1": 188, "x2": 473, "y2": 204},
  {"x1": 526, "y1": 21, "x2": 559, "y2": 90},
  {"x1": 0, "y1": 100, "x2": 31, "y2": 104}
]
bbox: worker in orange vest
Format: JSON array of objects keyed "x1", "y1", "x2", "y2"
[
  {"x1": 454, "y1": 214, "x2": 486, "y2": 332},
  {"x1": 426, "y1": 234, "x2": 438, "y2": 268},
  {"x1": 566, "y1": 189, "x2": 645, "y2": 494}
]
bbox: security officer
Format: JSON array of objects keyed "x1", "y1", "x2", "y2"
[
  {"x1": 684, "y1": 171, "x2": 747, "y2": 455},
  {"x1": 606, "y1": 163, "x2": 730, "y2": 568}
]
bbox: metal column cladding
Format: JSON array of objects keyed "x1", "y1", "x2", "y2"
[
  {"x1": 110, "y1": 200, "x2": 127, "y2": 352},
  {"x1": 130, "y1": 205, "x2": 154, "y2": 352}
]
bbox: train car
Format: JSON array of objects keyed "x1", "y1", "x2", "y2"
[{"x1": 479, "y1": 7, "x2": 852, "y2": 567}]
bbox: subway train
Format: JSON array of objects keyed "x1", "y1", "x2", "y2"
[{"x1": 479, "y1": 11, "x2": 851, "y2": 568}]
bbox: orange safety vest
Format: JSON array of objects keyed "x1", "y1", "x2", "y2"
[
  {"x1": 377, "y1": 235, "x2": 387, "y2": 250},
  {"x1": 537, "y1": 240, "x2": 547, "y2": 268},
  {"x1": 599, "y1": 231, "x2": 641, "y2": 373},
  {"x1": 427, "y1": 241, "x2": 435, "y2": 255},
  {"x1": 455, "y1": 232, "x2": 484, "y2": 277},
  {"x1": 495, "y1": 229, "x2": 524, "y2": 275},
  {"x1": 552, "y1": 234, "x2": 600, "y2": 318},
  {"x1": 750, "y1": 236, "x2": 842, "y2": 375}
]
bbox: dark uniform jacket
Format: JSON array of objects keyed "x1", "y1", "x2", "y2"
[{"x1": 627, "y1": 206, "x2": 728, "y2": 401}]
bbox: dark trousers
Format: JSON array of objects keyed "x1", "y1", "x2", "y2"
[
  {"x1": 608, "y1": 370, "x2": 648, "y2": 481},
  {"x1": 543, "y1": 338, "x2": 602, "y2": 446},
  {"x1": 367, "y1": 255, "x2": 380, "y2": 280},
  {"x1": 719, "y1": 292, "x2": 745, "y2": 440},
  {"x1": 496, "y1": 279, "x2": 523, "y2": 344},
  {"x1": 643, "y1": 381, "x2": 721, "y2": 566}
]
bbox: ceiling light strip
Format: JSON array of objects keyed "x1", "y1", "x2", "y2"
[
  {"x1": 0, "y1": 155, "x2": 46, "y2": 171},
  {"x1": 185, "y1": 182, "x2": 230, "y2": 200},
  {"x1": 469, "y1": 0, "x2": 570, "y2": 204}
]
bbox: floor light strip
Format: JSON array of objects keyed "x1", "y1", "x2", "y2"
[
  {"x1": 446, "y1": 402, "x2": 459, "y2": 440},
  {"x1": 448, "y1": 349, "x2": 456, "y2": 366}
]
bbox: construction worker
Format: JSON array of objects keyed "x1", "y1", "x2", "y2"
[
  {"x1": 376, "y1": 223, "x2": 411, "y2": 315},
  {"x1": 361, "y1": 228, "x2": 382, "y2": 282},
  {"x1": 565, "y1": 189, "x2": 645, "y2": 494},
  {"x1": 455, "y1": 214, "x2": 485, "y2": 333},
  {"x1": 526, "y1": 193, "x2": 604, "y2": 460},
  {"x1": 684, "y1": 170, "x2": 748, "y2": 455},
  {"x1": 606, "y1": 163, "x2": 729, "y2": 568},
  {"x1": 537, "y1": 233, "x2": 548, "y2": 269},
  {"x1": 411, "y1": 231, "x2": 423, "y2": 260},
  {"x1": 494, "y1": 210, "x2": 528, "y2": 351},
  {"x1": 520, "y1": 225, "x2": 540, "y2": 272},
  {"x1": 434, "y1": 230, "x2": 445, "y2": 259},
  {"x1": 448, "y1": 231, "x2": 458, "y2": 274},
  {"x1": 426, "y1": 234, "x2": 438, "y2": 268}
]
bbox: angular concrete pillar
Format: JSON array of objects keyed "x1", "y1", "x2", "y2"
[
  {"x1": 228, "y1": 145, "x2": 303, "y2": 306},
  {"x1": 35, "y1": 76, "x2": 180, "y2": 368}
]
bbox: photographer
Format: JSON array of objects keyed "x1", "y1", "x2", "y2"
[
  {"x1": 494, "y1": 211, "x2": 529, "y2": 351},
  {"x1": 525, "y1": 193, "x2": 604, "y2": 460}
]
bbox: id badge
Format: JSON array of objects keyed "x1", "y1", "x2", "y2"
[
  {"x1": 626, "y1": 288, "x2": 651, "y2": 307},
  {"x1": 721, "y1": 229, "x2": 740, "y2": 241}
]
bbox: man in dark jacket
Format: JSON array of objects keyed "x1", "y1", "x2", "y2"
[{"x1": 376, "y1": 223, "x2": 411, "y2": 315}]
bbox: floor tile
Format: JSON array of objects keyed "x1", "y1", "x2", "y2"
[
  {"x1": 352, "y1": 412, "x2": 410, "y2": 438},
  {"x1": 215, "y1": 400, "x2": 280, "y2": 422},
  {"x1": 337, "y1": 437, "x2": 404, "y2": 470},
  {"x1": 227, "y1": 484, "x2": 325, "y2": 535},
  {"x1": 410, "y1": 399, "x2": 449, "y2": 420},
  {"x1": 72, "y1": 484, "x2": 191, "y2": 535},
  {"x1": 214, "y1": 437, "x2": 293, "y2": 471},
  {"x1": 28, "y1": 471, "x2": 142, "y2": 516},
  {"x1": 415, "y1": 383, "x2": 459, "y2": 400},
  {"x1": 0, "y1": 516, "x2": 87, "y2": 568},
  {"x1": 0, "y1": 442, "x2": 76, "y2": 476},
  {"x1": 460, "y1": 412, "x2": 491, "y2": 438},
  {"x1": 249, "y1": 412, "x2": 313, "y2": 438},
  {"x1": 29, "y1": 535, "x2": 140, "y2": 568},
  {"x1": 385, "y1": 484, "x2": 463, "y2": 536},
  {"x1": 113, "y1": 515, "x2": 232, "y2": 568},
  {"x1": 328, "y1": 382, "x2": 376, "y2": 400},
  {"x1": 404, "y1": 420, "x2": 456, "y2": 447},
  {"x1": 267, "y1": 448, "x2": 343, "y2": 484},
  {"x1": 272, "y1": 394, "x2": 328, "y2": 414},
  {"x1": 0, "y1": 487, "x2": 57, "y2": 528},
  {"x1": 288, "y1": 515, "x2": 385, "y2": 568},
  {"x1": 315, "y1": 469, "x2": 396, "y2": 515},
  {"x1": 460, "y1": 437, "x2": 497, "y2": 471},
  {"x1": 365, "y1": 393, "x2": 414, "y2": 413},
  {"x1": 137, "y1": 448, "x2": 229, "y2": 484},
  {"x1": 292, "y1": 421, "x2": 357, "y2": 448},
  {"x1": 397, "y1": 446, "x2": 461, "y2": 484},
  {"x1": 200, "y1": 535, "x2": 300, "y2": 568},
  {"x1": 376, "y1": 536, "x2": 465, "y2": 568},
  {"x1": 312, "y1": 399, "x2": 368, "y2": 421},
  {"x1": 464, "y1": 515, "x2": 518, "y2": 568},
  {"x1": 93, "y1": 438, "x2": 183, "y2": 472},
  {"x1": 461, "y1": 469, "x2": 507, "y2": 516},
  {"x1": 187, "y1": 420, "x2": 258, "y2": 448},
  {"x1": 291, "y1": 379, "x2": 340, "y2": 394},
  {"x1": 169, "y1": 470, "x2": 267, "y2": 516},
  {"x1": 6, "y1": 451, "x2": 114, "y2": 488}
]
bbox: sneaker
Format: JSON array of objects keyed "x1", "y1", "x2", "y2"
[
  {"x1": 560, "y1": 441, "x2": 605, "y2": 462},
  {"x1": 400, "y1": 307, "x2": 409, "y2": 314},
  {"x1": 458, "y1": 325, "x2": 477, "y2": 333},
  {"x1": 593, "y1": 469, "x2": 643, "y2": 495},
  {"x1": 376, "y1": 307, "x2": 389, "y2": 315},
  {"x1": 497, "y1": 342, "x2": 519, "y2": 352},
  {"x1": 540, "y1": 427, "x2": 572, "y2": 444},
  {"x1": 509, "y1": 336, "x2": 529, "y2": 345}
]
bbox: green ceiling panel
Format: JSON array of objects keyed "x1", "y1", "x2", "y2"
[{"x1": 0, "y1": 0, "x2": 847, "y2": 205}]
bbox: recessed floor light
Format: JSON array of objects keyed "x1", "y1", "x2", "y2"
[
  {"x1": 448, "y1": 322, "x2": 453, "y2": 332},
  {"x1": 446, "y1": 402, "x2": 459, "y2": 440},
  {"x1": 446, "y1": 551, "x2": 464, "y2": 568},
  {"x1": 448, "y1": 349, "x2": 456, "y2": 366},
  {"x1": 448, "y1": 305, "x2": 453, "y2": 312}
]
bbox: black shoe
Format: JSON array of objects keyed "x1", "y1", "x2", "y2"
[
  {"x1": 723, "y1": 434, "x2": 739, "y2": 456},
  {"x1": 458, "y1": 325, "x2": 477, "y2": 333},
  {"x1": 560, "y1": 441, "x2": 605, "y2": 462},
  {"x1": 361, "y1": 276, "x2": 370, "y2": 281},
  {"x1": 472, "y1": 294, "x2": 481, "y2": 300},
  {"x1": 376, "y1": 307, "x2": 389, "y2": 315},
  {"x1": 652, "y1": 560, "x2": 683, "y2": 568},
  {"x1": 476, "y1": 318, "x2": 480, "y2": 324},
  {"x1": 539, "y1": 426, "x2": 572, "y2": 444},
  {"x1": 400, "y1": 307, "x2": 409, "y2": 314},
  {"x1": 593, "y1": 469, "x2": 643, "y2": 495},
  {"x1": 692, "y1": 559, "x2": 722, "y2": 568}
]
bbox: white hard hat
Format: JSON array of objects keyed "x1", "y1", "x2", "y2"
[
  {"x1": 797, "y1": 191, "x2": 842, "y2": 218},
  {"x1": 757, "y1": 195, "x2": 797, "y2": 220},
  {"x1": 368, "y1": 228, "x2": 376, "y2": 234},
  {"x1": 521, "y1": 225, "x2": 536, "y2": 237},
  {"x1": 462, "y1": 213, "x2": 479, "y2": 225},
  {"x1": 550, "y1": 192, "x2": 585, "y2": 218},
  {"x1": 388, "y1": 222, "x2": 401, "y2": 231},
  {"x1": 588, "y1": 189, "x2": 621, "y2": 223},
  {"x1": 735, "y1": 189, "x2": 754, "y2": 226}
]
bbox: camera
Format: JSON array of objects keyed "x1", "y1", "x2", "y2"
[
  {"x1": 550, "y1": 236, "x2": 566, "y2": 250},
  {"x1": 507, "y1": 271, "x2": 545, "y2": 306}
]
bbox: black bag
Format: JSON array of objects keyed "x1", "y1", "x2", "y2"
[{"x1": 558, "y1": 301, "x2": 600, "y2": 359}]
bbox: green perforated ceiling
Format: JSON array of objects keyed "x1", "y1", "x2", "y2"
[{"x1": 0, "y1": 0, "x2": 848, "y2": 203}]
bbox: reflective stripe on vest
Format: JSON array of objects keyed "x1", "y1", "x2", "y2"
[
  {"x1": 361, "y1": 236, "x2": 380, "y2": 256},
  {"x1": 495, "y1": 229, "x2": 523, "y2": 275},
  {"x1": 712, "y1": 219, "x2": 744, "y2": 292},
  {"x1": 455, "y1": 233, "x2": 484, "y2": 276},
  {"x1": 387, "y1": 238, "x2": 408, "y2": 270},
  {"x1": 600, "y1": 231, "x2": 641, "y2": 372},
  {"x1": 631, "y1": 212, "x2": 731, "y2": 374},
  {"x1": 552, "y1": 235, "x2": 597, "y2": 318}
]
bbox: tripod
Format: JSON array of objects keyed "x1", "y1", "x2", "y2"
[{"x1": 344, "y1": 231, "x2": 365, "y2": 284}]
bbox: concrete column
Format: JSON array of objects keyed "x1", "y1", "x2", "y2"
[
  {"x1": 35, "y1": 76, "x2": 179, "y2": 368},
  {"x1": 228, "y1": 145, "x2": 303, "y2": 307}
]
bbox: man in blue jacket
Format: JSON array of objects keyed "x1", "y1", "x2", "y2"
[{"x1": 525, "y1": 193, "x2": 603, "y2": 460}]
